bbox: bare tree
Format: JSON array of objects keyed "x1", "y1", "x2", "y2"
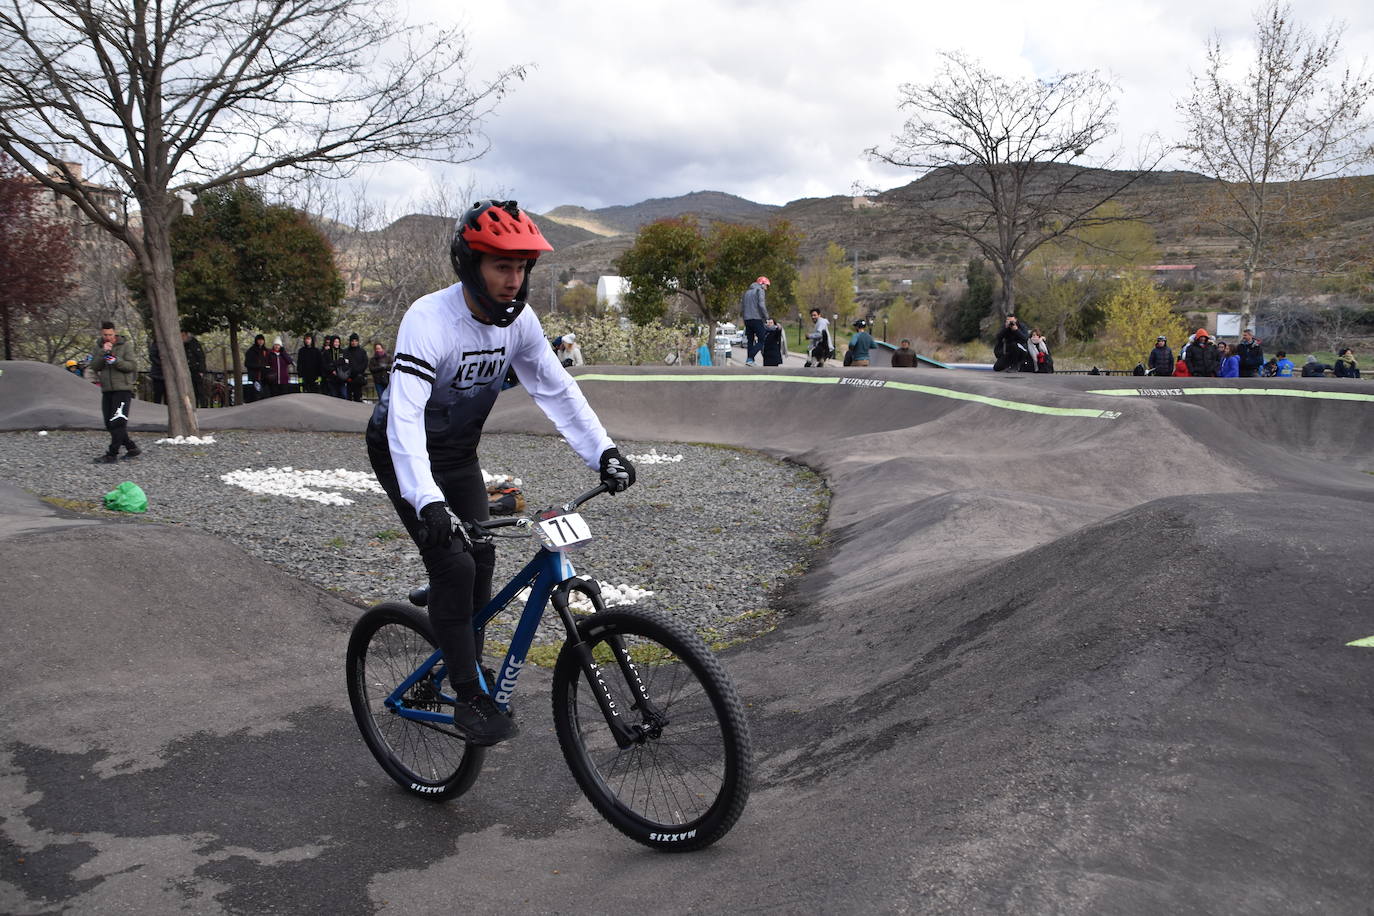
[
  {"x1": 17, "y1": 233, "x2": 133, "y2": 363},
  {"x1": 868, "y1": 51, "x2": 1161, "y2": 317},
  {"x1": 0, "y1": 0, "x2": 523, "y2": 435},
  {"x1": 1178, "y1": 0, "x2": 1374, "y2": 332}
]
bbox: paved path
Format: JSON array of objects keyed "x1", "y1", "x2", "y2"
[{"x1": 2, "y1": 359, "x2": 1372, "y2": 914}]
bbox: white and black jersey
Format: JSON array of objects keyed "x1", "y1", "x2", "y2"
[{"x1": 367, "y1": 282, "x2": 615, "y2": 513}]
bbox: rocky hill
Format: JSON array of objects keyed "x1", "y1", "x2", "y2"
[
  {"x1": 359, "y1": 168, "x2": 1372, "y2": 308},
  {"x1": 528, "y1": 168, "x2": 1374, "y2": 297}
]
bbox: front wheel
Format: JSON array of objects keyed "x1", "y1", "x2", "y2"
[
  {"x1": 346, "y1": 601, "x2": 485, "y2": 800},
  {"x1": 552, "y1": 608, "x2": 753, "y2": 851}
]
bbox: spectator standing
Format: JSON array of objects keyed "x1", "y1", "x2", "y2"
[
  {"x1": 243, "y1": 333, "x2": 268, "y2": 402},
  {"x1": 1147, "y1": 336, "x2": 1175, "y2": 376},
  {"x1": 89, "y1": 321, "x2": 140, "y2": 463},
  {"x1": 182, "y1": 330, "x2": 208, "y2": 407},
  {"x1": 147, "y1": 336, "x2": 166, "y2": 404},
  {"x1": 1274, "y1": 351, "x2": 1294, "y2": 377},
  {"x1": 325, "y1": 335, "x2": 350, "y2": 398},
  {"x1": 344, "y1": 333, "x2": 368, "y2": 401},
  {"x1": 370, "y1": 342, "x2": 393, "y2": 397},
  {"x1": 555, "y1": 333, "x2": 584, "y2": 367},
  {"x1": 761, "y1": 318, "x2": 787, "y2": 366},
  {"x1": 1333, "y1": 348, "x2": 1361, "y2": 378},
  {"x1": 263, "y1": 337, "x2": 294, "y2": 396},
  {"x1": 1184, "y1": 329, "x2": 1220, "y2": 377},
  {"x1": 1301, "y1": 355, "x2": 1330, "y2": 377},
  {"x1": 1027, "y1": 328, "x2": 1053, "y2": 373},
  {"x1": 740, "y1": 276, "x2": 770, "y2": 366},
  {"x1": 1217, "y1": 342, "x2": 1241, "y2": 378},
  {"x1": 890, "y1": 338, "x2": 918, "y2": 368},
  {"x1": 297, "y1": 334, "x2": 324, "y2": 394},
  {"x1": 993, "y1": 314, "x2": 1031, "y2": 372},
  {"x1": 847, "y1": 319, "x2": 875, "y2": 367},
  {"x1": 807, "y1": 308, "x2": 832, "y2": 367},
  {"x1": 1235, "y1": 329, "x2": 1265, "y2": 377}
]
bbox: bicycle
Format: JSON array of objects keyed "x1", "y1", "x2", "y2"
[{"x1": 345, "y1": 483, "x2": 754, "y2": 852}]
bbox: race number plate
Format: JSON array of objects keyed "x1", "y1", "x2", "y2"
[{"x1": 536, "y1": 512, "x2": 592, "y2": 550}]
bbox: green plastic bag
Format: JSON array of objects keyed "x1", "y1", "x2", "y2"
[{"x1": 104, "y1": 481, "x2": 148, "y2": 513}]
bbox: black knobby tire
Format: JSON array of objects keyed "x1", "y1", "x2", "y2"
[
  {"x1": 346, "y1": 601, "x2": 485, "y2": 800},
  {"x1": 551, "y1": 607, "x2": 753, "y2": 851}
]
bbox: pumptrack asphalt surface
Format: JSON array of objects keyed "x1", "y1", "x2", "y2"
[{"x1": 1, "y1": 359, "x2": 1372, "y2": 914}]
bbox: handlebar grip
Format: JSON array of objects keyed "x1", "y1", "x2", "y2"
[{"x1": 570, "y1": 482, "x2": 610, "y2": 509}]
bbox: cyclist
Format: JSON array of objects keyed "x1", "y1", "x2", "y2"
[{"x1": 366, "y1": 200, "x2": 635, "y2": 746}]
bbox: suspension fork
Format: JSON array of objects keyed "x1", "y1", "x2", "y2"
[{"x1": 551, "y1": 579, "x2": 662, "y2": 748}]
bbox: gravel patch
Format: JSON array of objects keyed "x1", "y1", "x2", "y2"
[{"x1": 1, "y1": 429, "x2": 828, "y2": 649}]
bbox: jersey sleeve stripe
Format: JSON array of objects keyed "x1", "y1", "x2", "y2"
[
  {"x1": 394, "y1": 351, "x2": 435, "y2": 372},
  {"x1": 394, "y1": 363, "x2": 436, "y2": 385}
]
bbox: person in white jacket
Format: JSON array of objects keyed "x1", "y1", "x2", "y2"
[
  {"x1": 555, "y1": 332, "x2": 585, "y2": 367},
  {"x1": 365, "y1": 200, "x2": 635, "y2": 745}
]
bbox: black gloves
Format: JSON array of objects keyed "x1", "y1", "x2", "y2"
[
  {"x1": 599, "y1": 447, "x2": 636, "y2": 493},
  {"x1": 417, "y1": 502, "x2": 453, "y2": 550}
]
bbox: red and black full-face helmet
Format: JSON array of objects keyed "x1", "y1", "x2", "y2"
[{"x1": 450, "y1": 200, "x2": 554, "y2": 326}]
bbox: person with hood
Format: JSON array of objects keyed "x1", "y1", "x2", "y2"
[
  {"x1": 1301, "y1": 355, "x2": 1331, "y2": 377},
  {"x1": 1235, "y1": 328, "x2": 1265, "y2": 377},
  {"x1": 1333, "y1": 348, "x2": 1361, "y2": 378},
  {"x1": 344, "y1": 333, "x2": 368, "y2": 401},
  {"x1": 1217, "y1": 341, "x2": 1241, "y2": 378},
  {"x1": 740, "y1": 276, "x2": 770, "y2": 366},
  {"x1": 366, "y1": 199, "x2": 635, "y2": 746},
  {"x1": 297, "y1": 333, "x2": 324, "y2": 394},
  {"x1": 993, "y1": 314, "x2": 1031, "y2": 372},
  {"x1": 263, "y1": 337, "x2": 294, "y2": 397},
  {"x1": 1147, "y1": 335, "x2": 1175, "y2": 376},
  {"x1": 243, "y1": 333, "x2": 269, "y2": 402},
  {"x1": 89, "y1": 320, "x2": 140, "y2": 463},
  {"x1": 1184, "y1": 329, "x2": 1220, "y2": 377}
]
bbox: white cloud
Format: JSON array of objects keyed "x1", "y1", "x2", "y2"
[{"x1": 366, "y1": 0, "x2": 1374, "y2": 214}]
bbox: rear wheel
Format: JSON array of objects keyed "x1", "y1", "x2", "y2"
[
  {"x1": 552, "y1": 608, "x2": 752, "y2": 851},
  {"x1": 346, "y1": 601, "x2": 485, "y2": 800}
]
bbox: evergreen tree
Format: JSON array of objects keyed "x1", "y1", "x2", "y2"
[{"x1": 132, "y1": 183, "x2": 343, "y2": 403}]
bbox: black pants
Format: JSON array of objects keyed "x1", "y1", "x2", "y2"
[
  {"x1": 368, "y1": 439, "x2": 495, "y2": 689},
  {"x1": 101, "y1": 390, "x2": 135, "y2": 456},
  {"x1": 744, "y1": 318, "x2": 766, "y2": 361}
]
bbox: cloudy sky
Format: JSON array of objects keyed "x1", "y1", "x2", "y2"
[{"x1": 360, "y1": 0, "x2": 1374, "y2": 215}]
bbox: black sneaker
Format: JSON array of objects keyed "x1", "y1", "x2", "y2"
[
  {"x1": 452, "y1": 692, "x2": 518, "y2": 746},
  {"x1": 480, "y1": 666, "x2": 514, "y2": 718},
  {"x1": 93, "y1": 454, "x2": 118, "y2": 464},
  {"x1": 123, "y1": 446, "x2": 142, "y2": 459}
]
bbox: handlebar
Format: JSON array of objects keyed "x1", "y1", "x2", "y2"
[{"x1": 464, "y1": 482, "x2": 611, "y2": 536}]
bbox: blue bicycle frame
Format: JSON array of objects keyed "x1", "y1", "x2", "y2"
[{"x1": 382, "y1": 542, "x2": 577, "y2": 725}]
